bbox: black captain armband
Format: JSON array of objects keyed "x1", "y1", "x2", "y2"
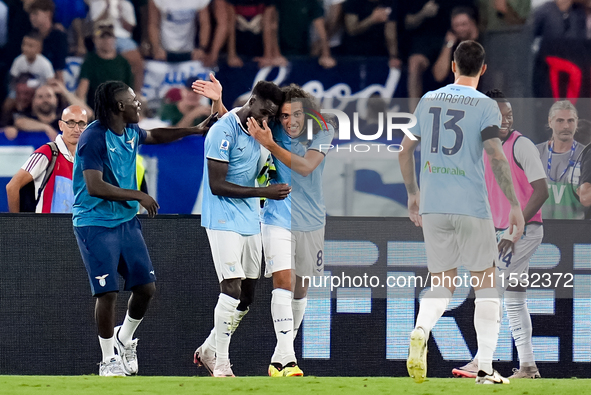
[{"x1": 481, "y1": 125, "x2": 500, "y2": 142}]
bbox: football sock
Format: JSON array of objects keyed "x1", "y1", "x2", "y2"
[
  {"x1": 292, "y1": 297, "x2": 307, "y2": 340},
  {"x1": 118, "y1": 312, "x2": 142, "y2": 345},
  {"x1": 414, "y1": 286, "x2": 452, "y2": 338},
  {"x1": 203, "y1": 328, "x2": 216, "y2": 355},
  {"x1": 99, "y1": 335, "x2": 116, "y2": 362},
  {"x1": 504, "y1": 291, "x2": 536, "y2": 367},
  {"x1": 214, "y1": 293, "x2": 240, "y2": 366},
  {"x1": 271, "y1": 289, "x2": 296, "y2": 365},
  {"x1": 474, "y1": 288, "x2": 501, "y2": 375}
]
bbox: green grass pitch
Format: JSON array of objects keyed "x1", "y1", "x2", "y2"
[{"x1": 0, "y1": 376, "x2": 589, "y2": 395}]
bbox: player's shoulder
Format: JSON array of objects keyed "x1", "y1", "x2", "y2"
[
  {"x1": 79, "y1": 120, "x2": 107, "y2": 144},
  {"x1": 34, "y1": 143, "x2": 53, "y2": 158}
]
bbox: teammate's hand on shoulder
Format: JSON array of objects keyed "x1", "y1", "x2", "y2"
[
  {"x1": 195, "y1": 112, "x2": 219, "y2": 135},
  {"x1": 264, "y1": 183, "x2": 291, "y2": 200},
  {"x1": 192, "y1": 73, "x2": 222, "y2": 102},
  {"x1": 139, "y1": 193, "x2": 159, "y2": 218}
]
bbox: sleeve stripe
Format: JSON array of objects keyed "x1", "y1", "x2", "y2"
[
  {"x1": 481, "y1": 126, "x2": 500, "y2": 142},
  {"x1": 308, "y1": 148, "x2": 327, "y2": 156},
  {"x1": 24, "y1": 153, "x2": 46, "y2": 173}
]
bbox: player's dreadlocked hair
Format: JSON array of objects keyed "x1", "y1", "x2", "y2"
[
  {"x1": 485, "y1": 89, "x2": 508, "y2": 103},
  {"x1": 282, "y1": 84, "x2": 332, "y2": 134},
  {"x1": 94, "y1": 81, "x2": 130, "y2": 127}
]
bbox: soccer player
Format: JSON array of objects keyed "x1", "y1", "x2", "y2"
[
  {"x1": 399, "y1": 40, "x2": 525, "y2": 385},
  {"x1": 453, "y1": 90, "x2": 548, "y2": 379},
  {"x1": 73, "y1": 81, "x2": 216, "y2": 377},
  {"x1": 194, "y1": 79, "x2": 290, "y2": 378},
  {"x1": 246, "y1": 84, "x2": 335, "y2": 377}
]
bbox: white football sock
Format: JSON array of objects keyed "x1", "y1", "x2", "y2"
[
  {"x1": 292, "y1": 297, "x2": 307, "y2": 340},
  {"x1": 98, "y1": 335, "x2": 116, "y2": 362},
  {"x1": 214, "y1": 293, "x2": 240, "y2": 367},
  {"x1": 474, "y1": 288, "x2": 501, "y2": 375},
  {"x1": 118, "y1": 312, "x2": 142, "y2": 345},
  {"x1": 415, "y1": 286, "x2": 452, "y2": 339},
  {"x1": 203, "y1": 328, "x2": 216, "y2": 356},
  {"x1": 504, "y1": 291, "x2": 535, "y2": 367},
  {"x1": 271, "y1": 289, "x2": 296, "y2": 365}
]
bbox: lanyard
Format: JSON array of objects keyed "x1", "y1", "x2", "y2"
[{"x1": 547, "y1": 141, "x2": 576, "y2": 182}]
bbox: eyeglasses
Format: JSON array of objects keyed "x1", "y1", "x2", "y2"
[{"x1": 61, "y1": 119, "x2": 87, "y2": 129}]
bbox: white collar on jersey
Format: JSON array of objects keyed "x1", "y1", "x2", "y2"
[
  {"x1": 230, "y1": 108, "x2": 251, "y2": 135},
  {"x1": 54, "y1": 135, "x2": 74, "y2": 163}
]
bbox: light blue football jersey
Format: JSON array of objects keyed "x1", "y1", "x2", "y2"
[
  {"x1": 201, "y1": 109, "x2": 261, "y2": 235},
  {"x1": 73, "y1": 121, "x2": 146, "y2": 228},
  {"x1": 262, "y1": 124, "x2": 335, "y2": 232},
  {"x1": 409, "y1": 84, "x2": 502, "y2": 219}
]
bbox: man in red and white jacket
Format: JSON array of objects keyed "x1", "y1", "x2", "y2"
[{"x1": 6, "y1": 105, "x2": 88, "y2": 213}]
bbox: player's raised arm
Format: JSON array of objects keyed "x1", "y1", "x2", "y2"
[
  {"x1": 208, "y1": 159, "x2": 290, "y2": 200},
  {"x1": 399, "y1": 134, "x2": 421, "y2": 227},
  {"x1": 192, "y1": 73, "x2": 228, "y2": 117},
  {"x1": 483, "y1": 135, "x2": 525, "y2": 242},
  {"x1": 143, "y1": 112, "x2": 218, "y2": 144}
]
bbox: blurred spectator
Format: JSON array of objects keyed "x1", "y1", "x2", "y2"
[
  {"x1": 274, "y1": 0, "x2": 336, "y2": 68},
  {"x1": 160, "y1": 77, "x2": 210, "y2": 127},
  {"x1": 575, "y1": 119, "x2": 591, "y2": 146},
  {"x1": 536, "y1": 100, "x2": 586, "y2": 219},
  {"x1": 226, "y1": 0, "x2": 284, "y2": 68},
  {"x1": 478, "y1": 0, "x2": 530, "y2": 31},
  {"x1": 148, "y1": 0, "x2": 210, "y2": 63},
  {"x1": 343, "y1": 0, "x2": 400, "y2": 68},
  {"x1": 531, "y1": 0, "x2": 586, "y2": 40},
  {"x1": 86, "y1": 0, "x2": 144, "y2": 96},
  {"x1": 52, "y1": 0, "x2": 88, "y2": 56},
  {"x1": 2, "y1": 0, "x2": 33, "y2": 65},
  {"x1": 28, "y1": 0, "x2": 68, "y2": 80},
  {"x1": 130, "y1": 0, "x2": 150, "y2": 57},
  {"x1": 577, "y1": 134, "x2": 591, "y2": 217},
  {"x1": 1, "y1": 73, "x2": 37, "y2": 138},
  {"x1": 13, "y1": 84, "x2": 61, "y2": 140},
  {"x1": 312, "y1": 0, "x2": 345, "y2": 56},
  {"x1": 431, "y1": 6, "x2": 480, "y2": 85},
  {"x1": 6, "y1": 104, "x2": 88, "y2": 213},
  {"x1": 76, "y1": 21, "x2": 133, "y2": 109},
  {"x1": 9, "y1": 30, "x2": 55, "y2": 85},
  {"x1": 400, "y1": 0, "x2": 474, "y2": 111},
  {"x1": 199, "y1": 0, "x2": 228, "y2": 67}
]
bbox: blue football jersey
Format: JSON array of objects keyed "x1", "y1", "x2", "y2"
[
  {"x1": 201, "y1": 109, "x2": 261, "y2": 235},
  {"x1": 73, "y1": 121, "x2": 146, "y2": 227},
  {"x1": 409, "y1": 84, "x2": 502, "y2": 219},
  {"x1": 262, "y1": 124, "x2": 334, "y2": 232}
]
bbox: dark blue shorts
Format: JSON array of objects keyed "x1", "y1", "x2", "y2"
[{"x1": 74, "y1": 217, "x2": 156, "y2": 296}]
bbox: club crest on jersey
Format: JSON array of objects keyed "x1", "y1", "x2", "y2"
[
  {"x1": 95, "y1": 274, "x2": 109, "y2": 287},
  {"x1": 220, "y1": 139, "x2": 230, "y2": 151}
]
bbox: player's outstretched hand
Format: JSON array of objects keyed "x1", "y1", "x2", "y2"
[
  {"x1": 194, "y1": 112, "x2": 219, "y2": 136},
  {"x1": 192, "y1": 73, "x2": 222, "y2": 102},
  {"x1": 264, "y1": 183, "x2": 291, "y2": 200},
  {"x1": 408, "y1": 191, "x2": 422, "y2": 227},
  {"x1": 508, "y1": 205, "x2": 525, "y2": 243},
  {"x1": 247, "y1": 117, "x2": 273, "y2": 148},
  {"x1": 139, "y1": 193, "x2": 160, "y2": 218}
]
